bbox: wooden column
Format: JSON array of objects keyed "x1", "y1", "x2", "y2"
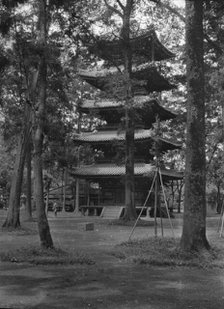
[{"x1": 75, "y1": 178, "x2": 79, "y2": 212}]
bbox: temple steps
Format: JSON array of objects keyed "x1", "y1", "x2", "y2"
[{"x1": 100, "y1": 206, "x2": 124, "y2": 219}]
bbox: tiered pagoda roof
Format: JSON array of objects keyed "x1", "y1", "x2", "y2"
[
  {"x1": 87, "y1": 27, "x2": 175, "y2": 65},
  {"x1": 74, "y1": 26, "x2": 182, "y2": 187},
  {"x1": 79, "y1": 97, "x2": 176, "y2": 129},
  {"x1": 74, "y1": 130, "x2": 181, "y2": 152},
  {"x1": 72, "y1": 163, "x2": 183, "y2": 180},
  {"x1": 79, "y1": 66, "x2": 175, "y2": 94}
]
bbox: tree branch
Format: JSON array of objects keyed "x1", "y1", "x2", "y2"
[
  {"x1": 204, "y1": 33, "x2": 223, "y2": 55},
  {"x1": 149, "y1": 0, "x2": 223, "y2": 55},
  {"x1": 116, "y1": 0, "x2": 125, "y2": 11},
  {"x1": 150, "y1": 0, "x2": 185, "y2": 22},
  {"x1": 103, "y1": 0, "x2": 123, "y2": 18},
  {"x1": 206, "y1": 138, "x2": 222, "y2": 169}
]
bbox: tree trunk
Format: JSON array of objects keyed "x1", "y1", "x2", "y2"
[
  {"x1": 122, "y1": 0, "x2": 137, "y2": 221},
  {"x1": 25, "y1": 138, "x2": 33, "y2": 221},
  {"x1": 180, "y1": 0, "x2": 209, "y2": 251},
  {"x1": 2, "y1": 99, "x2": 32, "y2": 228},
  {"x1": 177, "y1": 180, "x2": 183, "y2": 213},
  {"x1": 33, "y1": 134, "x2": 53, "y2": 247},
  {"x1": 216, "y1": 184, "x2": 222, "y2": 214},
  {"x1": 2, "y1": 128, "x2": 30, "y2": 228},
  {"x1": 124, "y1": 107, "x2": 137, "y2": 219},
  {"x1": 32, "y1": 0, "x2": 53, "y2": 248}
]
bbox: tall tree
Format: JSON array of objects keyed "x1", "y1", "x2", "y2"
[
  {"x1": 121, "y1": 0, "x2": 137, "y2": 220},
  {"x1": 94, "y1": 0, "x2": 186, "y2": 220},
  {"x1": 180, "y1": 0, "x2": 210, "y2": 251},
  {"x1": 32, "y1": 0, "x2": 53, "y2": 248},
  {"x1": 1, "y1": 0, "x2": 32, "y2": 228},
  {"x1": 25, "y1": 138, "x2": 33, "y2": 220},
  {"x1": 2, "y1": 106, "x2": 31, "y2": 228},
  {"x1": 103, "y1": 0, "x2": 137, "y2": 220}
]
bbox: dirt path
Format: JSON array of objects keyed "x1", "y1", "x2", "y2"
[
  {"x1": 1, "y1": 259, "x2": 224, "y2": 309},
  {"x1": 0, "y1": 210, "x2": 224, "y2": 309}
]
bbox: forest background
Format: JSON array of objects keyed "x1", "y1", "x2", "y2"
[{"x1": 0, "y1": 0, "x2": 223, "y2": 252}]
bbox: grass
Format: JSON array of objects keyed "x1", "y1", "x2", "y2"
[
  {"x1": 0, "y1": 246, "x2": 95, "y2": 265},
  {"x1": 1, "y1": 212, "x2": 224, "y2": 269},
  {"x1": 108, "y1": 218, "x2": 155, "y2": 227},
  {"x1": 1, "y1": 226, "x2": 38, "y2": 235},
  {"x1": 111, "y1": 237, "x2": 224, "y2": 268}
]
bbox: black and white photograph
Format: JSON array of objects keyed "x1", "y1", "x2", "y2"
[{"x1": 0, "y1": 0, "x2": 224, "y2": 308}]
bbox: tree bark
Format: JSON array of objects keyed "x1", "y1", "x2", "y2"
[
  {"x1": 216, "y1": 183, "x2": 222, "y2": 214},
  {"x1": 124, "y1": 107, "x2": 137, "y2": 219},
  {"x1": 32, "y1": 0, "x2": 53, "y2": 248},
  {"x1": 2, "y1": 127, "x2": 30, "y2": 228},
  {"x1": 25, "y1": 137, "x2": 33, "y2": 221},
  {"x1": 122, "y1": 0, "x2": 137, "y2": 220},
  {"x1": 176, "y1": 179, "x2": 183, "y2": 213},
  {"x1": 2, "y1": 98, "x2": 32, "y2": 228},
  {"x1": 180, "y1": 0, "x2": 209, "y2": 251}
]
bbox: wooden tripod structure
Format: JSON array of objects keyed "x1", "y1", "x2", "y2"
[
  {"x1": 128, "y1": 167, "x2": 175, "y2": 240},
  {"x1": 128, "y1": 115, "x2": 175, "y2": 240}
]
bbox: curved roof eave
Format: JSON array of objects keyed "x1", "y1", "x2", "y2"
[
  {"x1": 87, "y1": 27, "x2": 175, "y2": 64},
  {"x1": 71, "y1": 163, "x2": 183, "y2": 180}
]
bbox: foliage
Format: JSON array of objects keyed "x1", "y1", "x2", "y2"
[
  {"x1": 204, "y1": 0, "x2": 224, "y2": 57},
  {"x1": 0, "y1": 0, "x2": 223, "y2": 225},
  {"x1": 0, "y1": 0, "x2": 98, "y2": 176}
]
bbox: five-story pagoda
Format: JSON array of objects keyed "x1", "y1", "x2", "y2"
[{"x1": 73, "y1": 26, "x2": 182, "y2": 219}]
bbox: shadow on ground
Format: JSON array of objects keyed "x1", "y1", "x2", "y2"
[{"x1": 0, "y1": 210, "x2": 224, "y2": 309}]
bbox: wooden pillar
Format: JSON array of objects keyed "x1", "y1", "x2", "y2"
[
  {"x1": 62, "y1": 167, "x2": 67, "y2": 212},
  {"x1": 87, "y1": 181, "x2": 90, "y2": 216},
  {"x1": 75, "y1": 178, "x2": 79, "y2": 211}
]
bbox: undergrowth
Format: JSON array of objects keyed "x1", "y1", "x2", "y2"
[
  {"x1": 111, "y1": 237, "x2": 224, "y2": 269},
  {"x1": 0, "y1": 246, "x2": 95, "y2": 265},
  {"x1": 1, "y1": 226, "x2": 38, "y2": 235}
]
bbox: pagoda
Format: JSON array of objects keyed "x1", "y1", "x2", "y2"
[{"x1": 72, "y1": 27, "x2": 182, "y2": 218}]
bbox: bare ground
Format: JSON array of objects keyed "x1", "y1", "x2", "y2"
[{"x1": 0, "y1": 209, "x2": 224, "y2": 309}]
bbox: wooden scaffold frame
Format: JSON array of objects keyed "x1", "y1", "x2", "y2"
[{"x1": 128, "y1": 167, "x2": 175, "y2": 240}]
